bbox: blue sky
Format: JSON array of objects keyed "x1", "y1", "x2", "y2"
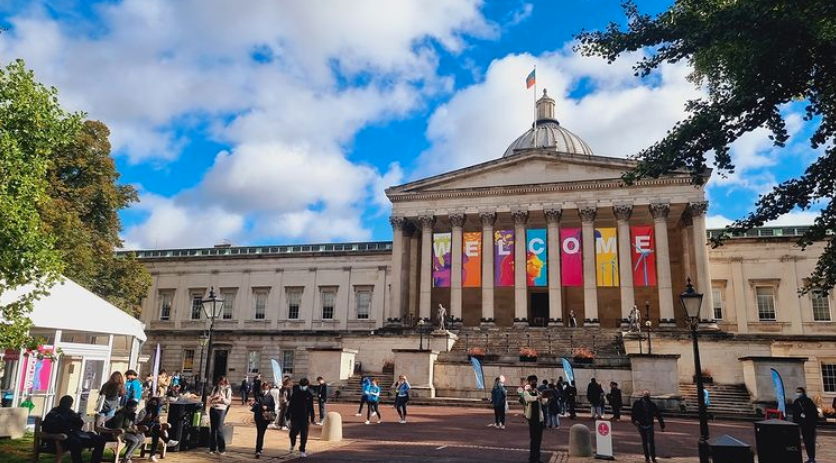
[{"x1": 0, "y1": 0, "x2": 820, "y2": 249}]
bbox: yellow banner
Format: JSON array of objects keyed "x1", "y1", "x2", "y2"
[{"x1": 595, "y1": 228, "x2": 619, "y2": 287}]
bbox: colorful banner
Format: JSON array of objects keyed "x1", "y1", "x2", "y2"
[
  {"x1": 560, "y1": 228, "x2": 583, "y2": 287},
  {"x1": 631, "y1": 225, "x2": 657, "y2": 286},
  {"x1": 432, "y1": 232, "x2": 452, "y2": 287},
  {"x1": 463, "y1": 232, "x2": 482, "y2": 287},
  {"x1": 494, "y1": 229, "x2": 515, "y2": 286},
  {"x1": 470, "y1": 356, "x2": 485, "y2": 390},
  {"x1": 19, "y1": 347, "x2": 54, "y2": 394},
  {"x1": 526, "y1": 229, "x2": 548, "y2": 287},
  {"x1": 595, "y1": 228, "x2": 619, "y2": 287},
  {"x1": 771, "y1": 368, "x2": 787, "y2": 418}
]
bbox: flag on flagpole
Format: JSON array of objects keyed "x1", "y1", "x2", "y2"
[
  {"x1": 526, "y1": 68, "x2": 536, "y2": 89},
  {"x1": 469, "y1": 356, "x2": 485, "y2": 390},
  {"x1": 151, "y1": 343, "x2": 161, "y2": 396},
  {"x1": 270, "y1": 359, "x2": 283, "y2": 386}
]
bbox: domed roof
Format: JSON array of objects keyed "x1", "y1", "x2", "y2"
[{"x1": 503, "y1": 89, "x2": 593, "y2": 158}]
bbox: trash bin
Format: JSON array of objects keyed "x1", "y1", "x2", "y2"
[
  {"x1": 167, "y1": 399, "x2": 203, "y2": 451},
  {"x1": 754, "y1": 419, "x2": 803, "y2": 463},
  {"x1": 709, "y1": 434, "x2": 754, "y2": 463}
]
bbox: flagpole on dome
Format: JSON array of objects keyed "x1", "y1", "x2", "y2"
[{"x1": 526, "y1": 66, "x2": 537, "y2": 148}]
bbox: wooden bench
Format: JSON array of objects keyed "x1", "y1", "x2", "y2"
[{"x1": 32, "y1": 417, "x2": 69, "y2": 463}]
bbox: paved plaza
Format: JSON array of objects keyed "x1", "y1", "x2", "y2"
[{"x1": 154, "y1": 403, "x2": 835, "y2": 463}]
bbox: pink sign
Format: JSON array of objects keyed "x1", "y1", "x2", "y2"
[{"x1": 560, "y1": 228, "x2": 583, "y2": 287}]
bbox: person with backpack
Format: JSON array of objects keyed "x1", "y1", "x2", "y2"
[
  {"x1": 252, "y1": 381, "x2": 276, "y2": 459},
  {"x1": 792, "y1": 386, "x2": 819, "y2": 463},
  {"x1": 315, "y1": 376, "x2": 328, "y2": 425},
  {"x1": 240, "y1": 377, "x2": 251, "y2": 405},
  {"x1": 490, "y1": 376, "x2": 507, "y2": 429},
  {"x1": 586, "y1": 378, "x2": 605, "y2": 419},
  {"x1": 393, "y1": 375, "x2": 411, "y2": 424},
  {"x1": 565, "y1": 380, "x2": 578, "y2": 419},
  {"x1": 287, "y1": 377, "x2": 315, "y2": 458},
  {"x1": 42, "y1": 395, "x2": 107, "y2": 463}
]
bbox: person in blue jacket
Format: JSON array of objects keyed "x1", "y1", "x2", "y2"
[
  {"x1": 393, "y1": 375, "x2": 411, "y2": 424},
  {"x1": 124, "y1": 369, "x2": 143, "y2": 405},
  {"x1": 491, "y1": 375, "x2": 508, "y2": 429},
  {"x1": 355, "y1": 376, "x2": 371, "y2": 416},
  {"x1": 365, "y1": 378, "x2": 381, "y2": 424}
]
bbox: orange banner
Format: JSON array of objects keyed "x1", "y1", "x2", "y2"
[{"x1": 463, "y1": 232, "x2": 482, "y2": 287}]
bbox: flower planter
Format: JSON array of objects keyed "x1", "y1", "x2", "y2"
[
  {"x1": 519, "y1": 356, "x2": 538, "y2": 363},
  {"x1": 573, "y1": 357, "x2": 594, "y2": 365}
]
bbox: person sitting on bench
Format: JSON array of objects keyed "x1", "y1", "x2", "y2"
[
  {"x1": 42, "y1": 395, "x2": 107, "y2": 463},
  {"x1": 136, "y1": 397, "x2": 179, "y2": 462}
]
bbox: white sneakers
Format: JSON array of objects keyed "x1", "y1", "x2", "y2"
[
  {"x1": 150, "y1": 457, "x2": 158, "y2": 463},
  {"x1": 365, "y1": 420, "x2": 370, "y2": 425},
  {"x1": 255, "y1": 451, "x2": 261, "y2": 459},
  {"x1": 300, "y1": 452, "x2": 308, "y2": 458},
  {"x1": 371, "y1": 411, "x2": 377, "y2": 416},
  {"x1": 166, "y1": 440, "x2": 179, "y2": 448},
  {"x1": 500, "y1": 424, "x2": 506, "y2": 430},
  {"x1": 354, "y1": 413, "x2": 362, "y2": 416}
]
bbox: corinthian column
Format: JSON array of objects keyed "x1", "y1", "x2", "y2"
[
  {"x1": 449, "y1": 212, "x2": 466, "y2": 326},
  {"x1": 689, "y1": 201, "x2": 714, "y2": 321},
  {"x1": 418, "y1": 214, "x2": 435, "y2": 321},
  {"x1": 579, "y1": 206, "x2": 599, "y2": 325},
  {"x1": 388, "y1": 215, "x2": 406, "y2": 324},
  {"x1": 613, "y1": 204, "x2": 635, "y2": 325},
  {"x1": 650, "y1": 203, "x2": 675, "y2": 325},
  {"x1": 545, "y1": 207, "x2": 563, "y2": 325},
  {"x1": 480, "y1": 212, "x2": 496, "y2": 326},
  {"x1": 512, "y1": 209, "x2": 529, "y2": 326}
]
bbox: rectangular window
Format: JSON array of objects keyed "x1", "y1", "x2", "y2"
[
  {"x1": 711, "y1": 288, "x2": 723, "y2": 320},
  {"x1": 254, "y1": 290, "x2": 268, "y2": 320},
  {"x1": 756, "y1": 286, "x2": 777, "y2": 321},
  {"x1": 812, "y1": 291, "x2": 832, "y2": 322},
  {"x1": 221, "y1": 290, "x2": 236, "y2": 320},
  {"x1": 247, "y1": 350, "x2": 260, "y2": 374},
  {"x1": 321, "y1": 289, "x2": 336, "y2": 320},
  {"x1": 822, "y1": 363, "x2": 836, "y2": 393},
  {"x1": 287, "y1": 288, "x2": 302, "y2": 320},
  {"x1": 159, "y1": 292, "x2": 173, "y2": 321},
  {"x1": 182, "y1": 349, "x2": 195, "y2": 373},
  {"x1": 190, "y1": 294, "x2": 203, "y2": 320},
  {"x1": 282, "y1": 350, "x2": 295, "y2": 374},
  {"x1": 356, "y1": 289, "x2": 372, "y2": 320}
]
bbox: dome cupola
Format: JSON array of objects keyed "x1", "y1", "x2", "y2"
[{"x1": 503, "y1": 89, "x2": 593, "y2": 157}]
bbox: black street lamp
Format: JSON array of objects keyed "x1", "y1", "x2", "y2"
[
  {"x1": 418, "y1": 319, "x2": 426, "y2": 351},
  {"x1": 196, "y1": 331, "x2": 209, "y2": 392},
  {"x1": 645, "y1": 301, "x2": 653, "y2": 355},
  {"x1": 200, "y1": 287, "x2": 224, "y2": 409},
  {"x1": 681, "y1": 278, "x2": 710, "y2": 463}
]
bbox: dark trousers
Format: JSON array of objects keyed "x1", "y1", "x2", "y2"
[
  {"x1": 255, "y1": 418, "x2": 268, "y2": 453},
  {"x1": 612, "y1": 405, "x2": 622, "y2": 419},
  {"x1": 801, "y1": 425, "x2": 816, "y2": 461},
  {"x1": 528, "y1": 419, "x2": 544, "y2": 463},
  {"x1": 493, "y1": 404, "x2": 506, "y2": 426},
  {"x1": 367, "y1": 401, "x2": 380, "y2": 421},
  {"x1": 289, "y1": 419, "x2": 309, "y2": 452},
  {"x1": 638, "y1": 425, "x2": 656, "y2": 461},
  {"x1": 67, "y1": 432, "x2": 106, "y2": 463},
  {"x1": 318, "y1": 399, "x2": 326, "y2": 422},
  {"x1": 395, "y1": 397, "x2": 408, "y2": 420},
  {"x1": 567, "y1": 399, "x2": 577, "y2": 417},
  {"x1": 146, "y1": 423, "x2": 170, "y2": 457},
  {"x1": 278, "y1": 403, "x2": 288, "y2": 427},
  {"x1": 357, "y1": 395, "x2": 368, "y2": 414},
  {"x1": 209, "y1": 407, "x2": 227, "y2": 452},
  {"x1": 241, "y1": 391, "x2": 249, "y2": 405}
]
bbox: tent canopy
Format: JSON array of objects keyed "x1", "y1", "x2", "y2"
[{"x1": 1, "y1": 277, "x2": 146, "y2": 342}]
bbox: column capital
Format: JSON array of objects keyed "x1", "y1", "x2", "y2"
[
  {"x1": 649, "y1": 203, "x2": 670, "y2": 220},
  {"x1": 688, "y1": 201, "x2": 709, "y2": 216},
  {"x1": 680, "y1": 208, "x2": 694, "y2": 227},
  {"x1": 479, "y1": 211, "x2": 497, "y2": 226},
  {"x1": 449, "y1": 212, "x2": 466, "y2": 228},
  {"x1": 511, "y1": 209, "x2": 529, "y2": 225},
  {"x1": 544, "y1": 207, "x2": 563, "y2": 224},
  {"x1": 579, "y1": 206, "x2": 597, "y2": 223},
  {"x1": 612, "y1": 204, "x2": 633, "y2": 222},
  {"x1": 418, "y1": 214, "x2": 436, "y2": 230},
  {"x1": 389, "y1": 215, "x2": 407, "y2": 230}
]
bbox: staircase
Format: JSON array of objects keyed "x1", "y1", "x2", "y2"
[
  {"x1": 679, "y1": 384, "x2": 760, "y2": 420},
  {"x1": 332, "y1": 374, "x2": 488, "y2": 408}
]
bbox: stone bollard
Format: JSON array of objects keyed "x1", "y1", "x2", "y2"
[
  {"x1": 320, "y1": 411, "x2": 343, "y2": 442},
  {"x1": 568, "y1": 423, "x2": 593, "y2": 457}
]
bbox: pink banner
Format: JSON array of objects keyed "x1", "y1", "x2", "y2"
[
  {"x1": 494, "y1": 229, "x2": 515, "y2": 286},
  {"x1": 560, "y1": 228, "x2": 583, "y2": 287}
]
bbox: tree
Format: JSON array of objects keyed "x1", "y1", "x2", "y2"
[
  {"x1": 0, "y1": 59, "x2": 82, "y2": 348},
  {"x1": 40, "y1": 120, "x2": 150, "y2": 315},
  {"x1": 576, "y1": 0, "x2": 836, "y2": 292}
]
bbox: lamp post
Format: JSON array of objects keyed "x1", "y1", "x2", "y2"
[
  {"x1": 645, "y1": 301, "x2": 652, "y2": 355},
  {"x1": 418, "y1": 319, "x2": 426, "y2": 351},
  {"x1": 197, "y1": 331, "x2": 209, "y2": 393},
  {"x1": 681, "y1": 278, "x2": 710, "y2": 463},
  {"x1": 200, "y1": 287, "x2": 224, "y2": 409}
]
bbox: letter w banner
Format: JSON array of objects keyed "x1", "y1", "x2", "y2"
[
  {"x1": 561, "y1": 357, "x2": 575, "y2": 385},
  {"x1": 463, "y1": 232, "x2": 482, "y2": 287},
  {"x1": 595, "y1": 228, "x2": 619, "y2": 286},
  {"x1": 770, "y1": 368, "x2": 787, "y2": 418},
  {"x1": 560, "y1": 228, "x2": 583, "y2": 287},
  {"x1": 470, "y1": 356, "x2": 485, "y2": 390},
  {"x1": 432, "y1": 233, "x2": 452, "y2": 287},
  {"x1": 631, "y1": 225, "x2": 657, "y2": 286},
  {"x1": 271, "y1": 359, "x2": 283, "y2": 386}
]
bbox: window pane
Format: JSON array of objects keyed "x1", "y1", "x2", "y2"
[
  {"x1": 160, "y1": 293, "x2": 172, "y2": 321},
  {"x1": 221, "y1": 292, "x2": 235, "y2": 320},
  {"x1": 182, "y1": 349, "x2": 195, "y2": 373},
  {"x1": 756, "y1": 287, "x2": 776, "y2": 321},
  {"x1": 287, "y1": 289, "x2": 301, "y2": 320},
  {"x1": 822, "y1": 363, "x2": 836, "y2": 393},
  {"x1": 357, "y1": 290, "x2": 371, "y2": 320},
  {"x1": 711, "y1": 288, "x2": 723, "y2": 320},
  {"x1": 282, "y1": 350, "x2": 295, "y2": 374},
  {"x1": 247, "y1": 350, "x2": 260, "y2": 374},
  {"x1": 322, "y1": 290, "x2": 335, "y2": 319},
  {"x1": 254, "y1": 292, "x2": 267, "y2": 320},
  {"x1": 191, "y1": 295, "x2": 203, "y2": 320},
  {"x1": 812, "y1": 292, "x2": 831, "y2": 322}
]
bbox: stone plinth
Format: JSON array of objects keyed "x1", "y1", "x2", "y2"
[
  {"x1": 740, "y1": 356, "x2": 807, "y2": 406},
  {"x1": 307, "y1": 348, "x2": 358, "y2": 383},
  {"x1": 629, "y1": 354, "x2": 681, "y2": 396},
  {"x1": 393, "y1": 349, "x2": 439, "y2": 398}
]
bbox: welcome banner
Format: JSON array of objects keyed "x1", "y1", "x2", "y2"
[
  {"x1": 432, "y1": 232, "x2": 452, "y2": 287},
  {"x1": 494, "y1": 229, "x2": 515, "y2": 286},
  {"x1": 631, "y1": 225, "x2": 657, "y2": 286},
  {"x1": 595, "y1": 228, "x2": 619, "y2": 286},
  {"x1": 463, "y1": 232, "x2": 482, "y2": 287},
  {"x1": 560, "y1": 228, "x2": 583, "y2": 286},
  {"x1": 526, "y1": 229, "x2": 548, "y2": 287}
]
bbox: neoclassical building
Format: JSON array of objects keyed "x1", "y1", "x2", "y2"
[{"x1": 131, "y1": 91, "x2": 835, "y2": 408}]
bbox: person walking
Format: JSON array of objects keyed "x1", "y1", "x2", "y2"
[
  {"x1": 355, "y1": 376, "x2": 371, "y2": 416},
  {"x1": 268, "y1": 382, "x2": 282, "y2": 429},
  {"x1": 278, "y1": 377, "x2": 293, "y2": 430},
  {"x1": 631, "y1": 390, "x2": 666, "y2": 463},
  {"x1": 42, "y1": 395, "x2": 108, "y2": 463},
  {"x1": 490, "y1": 376, "x2": 507, "y2": 429},
  {"x1": 565, "y1": 380, "x2": 578, "y2": 419},
  {"x1": 136, "y1": 397, "x2": 179, "y2": 462},
  {"x1": 366, "y1": 378, "x2": 382, "y2": 424},
  {"x1": 607, "y1": 381, "x2": 623, "y2": 421},
  {"x1": 207, "y1": 376, "x2": 232, "y2": 455},
  {"x1": 124, "y1": 370, "x2": 143, "y2": 406},
  {"x1": 556, "y1": 377, "x2": 566, "y2": 416},
  {"x1": 287, "y1": 377, "x2": 315, "y2": 458},
  {"x1": 793, "y1": 387, "x2": 819, "y2": 463},
  {"x1": 521, "y1": 375, "x2": 547, "y2": 463},
  {"x1": 97, "y1": 372, "x2": 126, "y2": 424},
  {"x1": 546, "y1": 385, "x2": 560, "y2": 429},
  {"x1": 156, "y1": 369, "x2": 170, "y2": 398},
  {"x1": 252, "y1": 374, "x2": 263, "y2": 396},
  {"x1": 240, "y1": 377, "x2": 251, "y2": 405},
  {"x1": 315, "y1": 377, "x2": 327, "y2": 425},
  {"x1": 393, "y1": 375, "x2": 411, "y2": 424},
  {"x1": 586, "y1": 378, "x2": 604, "y2": 419},
  {"x1": 105, "y1": 400, "x2": 144, "y2": 463},
  {"x1": 252, "y1": 382, "x2": 276, "y2": 459}
]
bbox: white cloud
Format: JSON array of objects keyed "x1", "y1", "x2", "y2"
[
  {"x1": 704, "y1": 210, "x2": 817, "y2": 231},
  {"x1": 706, "y1": 215, "x2": 733, "y2": 229}
]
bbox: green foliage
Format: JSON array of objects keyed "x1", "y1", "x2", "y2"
[
  {"x1": 576, "y1": 0, "x2": 836, "y2": 292},
  {"x1": 0, "y1": 59, "x2": 81, "y2": 349},
  {"x1": 42, "y1": 120, "x2": 150, "y2": 315}
]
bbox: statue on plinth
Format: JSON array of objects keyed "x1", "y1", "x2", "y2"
[
  {"x1": 569, "y1": 310, "x2": 577, "y2": 328},
  {"x1": 628, "y1": 305, "x2": 641, "y2": 332},
  {"x1": 437, "y1": 304, "x2": 447, "y2": 331}
]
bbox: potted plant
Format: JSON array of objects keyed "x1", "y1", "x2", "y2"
[
  {"x1": 519, "y1": 347, "x2": 538, "y2": 362},
  {"x1": 572, "y1": 347, "x2": 595, "y2": 364},
  {"x1": 693, "y1": 368, "x2": 713, "y2": 384},
  {"x1": 467, "y1": 347, "x2": 485, "y2": 359}
]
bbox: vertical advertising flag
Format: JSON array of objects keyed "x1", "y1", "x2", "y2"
[
  {"x1": 561, "y1": 357, "x2": 575, "y2": 385},
  {"x1": 151, "y1": 343, "x2": 161, "y2": 395},
  {"x1": 631, "y1": 226, "x2": 657, "y2": 286},
  {"x1": 560, "y1": 228, "x2": 583, "y2": 287},
  {"x1": 494, "y1": 229, "x2": 515, "y2": 286},
  {"x1": 270, "y1": 359, "x2": 283, "y2": 386},
  {"x1": 770, "y1": 368, "x2": 787, "y2": 418},
  {"x1": 463, "y1": 232, "x2": 482, "y2": 287},
  {"x1": 432, "y1": 232, "x2": 452, "y2": 287},
  {"x1": 595, "y1": 228, "x2": 619, "y2": 287},
  {"x1": 470, "y1": 356, "x2": 486, "y2": 390},
  {"x1": 526, "y1": 229, "x2": 548, "y2": 287}
]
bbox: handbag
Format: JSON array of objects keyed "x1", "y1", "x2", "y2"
[{"x1": 262, "y1": 410, "x2": 278, "y2": 422}]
